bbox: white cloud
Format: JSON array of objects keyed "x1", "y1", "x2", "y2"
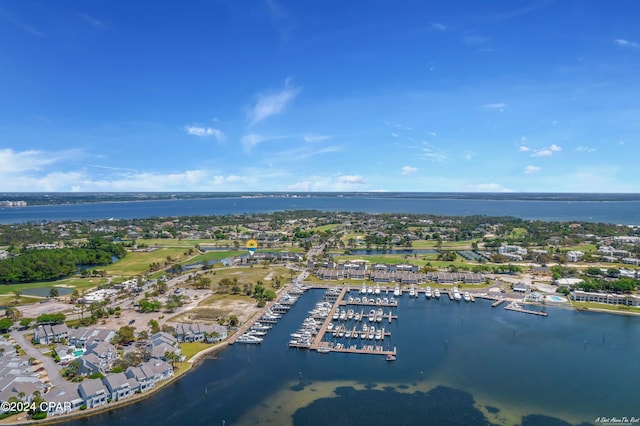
[
  {"x1": 576, "y1": 146, "x2": 596, "y2": 153},
  {"x1": 519, "y1": 145, "x2": 531, "y2": 152},
  {"x1": 391, "y1": 132, "x2": 400, "y2": 138},
  {"x1": 549, "y1": 144, "x2": 562, "y2": 152},
  {"x1": 524, "y1": 165, "x2": 541, "y2": 174},
  {"x1": 249, "y1": 78, "x2": 301, "y2": 125},
  {"x1": 470, "y1": 183, "x2": 513, "y2": 192},
  {"x1": 184, "y1": 126, "x2": 225, "y2": 141},
  {"x1": 287, "y1": 181, "x2": 312, "y2": 191},
  {"x1": 532, "y1": 149, "x2": 552, "y2": 157},
  {"x1": 464, "y1": 151, "x2": 474, "y2": 160},
  {"x1": 430, "y1": 22, "x2": 447, "y2": 31},
  {"x1": 615, "y1": 38, "x2": 638, "y2": 48},
  {"x1": 337, "y1": 175, "x2": 365, "y2": 185},
  {"x1": 303, "y1": 134, "x2": 330, "y2": 143},
  {"x1": 401, "y1": 166, "x2": 417, "y2": 175},
  {"x1": 0, "y1": 149, "x2": 60, "y2": 173},
  {"x1": 428, "y1": 132, "x2": 438, "y2": 137}
]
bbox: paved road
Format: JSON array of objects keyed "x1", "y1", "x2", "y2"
[{"x1": 10, "y1": 330, "x2": 76, "y2": 395}]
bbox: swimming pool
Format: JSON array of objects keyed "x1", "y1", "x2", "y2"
[{"x1": 546, "y1": 295, "x2": 566, "y2": 302}]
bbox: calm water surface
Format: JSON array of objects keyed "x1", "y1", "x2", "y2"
[
  {"x1": 65, "y1": 289, "x2": 640, "y2": 426},
  {"x1": 2, "y1": 196, "x2": 640, "y2": 224}
]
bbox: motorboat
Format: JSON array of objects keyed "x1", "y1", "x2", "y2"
[
  {"x1": 434, "y1": 288, "x2": 441, "y2": 298},
  {"x1": 463, "y1": 291, "x2": 471, "y2": 302},
  {"x1": 425, "y1": 286, "x2": 432, "y2": 298},
  {"x1": 394, "y1": 286, "x2": 401, "y2": 296},
  {"x1": 453, "y1": 287, "x2": 461, "y2": 301}
]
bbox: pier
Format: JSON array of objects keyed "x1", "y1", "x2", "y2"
[
  {"x1": 310, "y1": 287, "x2": 397, "y2": 357},
  {"x1": 505, "y1": 302, "x2": 548, "y2": 316},
  {"x1": 492, "y1": 299, "x2": 506, "y2": 307}
]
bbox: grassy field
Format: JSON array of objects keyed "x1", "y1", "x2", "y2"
[
  {"x1": 508, "y1": 228, "x2": 528, "y2": 239},
  {"x1": 103, "y1": 247, "x2": 188, "y2": 276},
  {"x1": 203, "y1": 266, "x2": 292, "y2": 284},
  {"x1": 183, "y1": 251, "x2": 244, "y2": 265},
  {"x1": 0, "y1": 294, "x2": 42, "y2": 306},
  {"x1": 179, "y1": 342, "x2": 215, "y2": 360},
  {"x1": 564, "y1": 244, "x2": 597, "y2": 253},
  {"x1": 311, "y1": 223, "x2": 341, "y2": 232}
]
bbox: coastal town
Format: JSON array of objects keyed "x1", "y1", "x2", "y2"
[{"x1": 0, "y1": 211, "x2": 639, "y2": 423}]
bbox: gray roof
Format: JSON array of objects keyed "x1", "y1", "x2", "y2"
[
  {"x1": 79, "y1": 378, "x2": 108, "y2": 397},
  {"x1": 103, "y1": 372, "x2": 130, "y2": 391}
]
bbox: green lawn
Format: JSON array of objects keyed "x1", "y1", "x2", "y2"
[
  {"x1": 103, "y1": 247, "x2": 187, "y2": 276},
  {"x1": 180, "y1": 342, "x2": 215, "y2": 360},
  {"x1": 311, "y1": 224, "x2": 341, "y2": 232},
  {"x1": 183, "y1": 251, "x2": 244, "y2": 265},
  {"x1": 508, "y1": 227, "x2": 528, "y2": 239}
]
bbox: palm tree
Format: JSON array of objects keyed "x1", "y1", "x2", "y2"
[{"x1": 13, "y1": 291, "x2": 21, "y2": 304}]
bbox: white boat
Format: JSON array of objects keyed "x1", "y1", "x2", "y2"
[
  {"x1": 368, "y1": 326, "x2": 376, "y2": 340},
  {"x1": 361, "y1": 323, "x2": 368, "y2": 338},
  {"x1": 368, "y1": 309, "x2": 376, "y2": 322},
  {"x1": 236, "y1": 334, "x2": 263, "y2": 344},
  {"x1": 347, "y1": 309, "x2": 354, "y2": 320},
  {"x1": 409, "y1": 286, "x2": 416, "y2": 298},
  {"x1": 434, "y1": 288, "x2": 441, "y2": 298},
  {"x1": 367, "y1": 286, "x2": 374, "y2": 294},
  {"x1": 339, "y1": 309, "x2": 347, "y2": 321},
  {"x1": 376, "y1": 308, "x2": 383, "y2": 323},
  {"x1": 425, "y1": 286, "x2": 432, "y2": 298},
  {"x1": 374, "y1": 284, "x2": 381, "y2": 295},
  {"x1": 332, "y1": 311, "x2": 340, "y2": 320},
  {"x1": 317, "y1": 346, "x2": 331, "y2": 353},
  {"x1": 386, "y1": 353, "x2": 396, "y2": 361},
  {"x1": 394, "y1": 286, "x2": 401, "y2": 297},
  {"x1": 463, "y1": 291, "x2": 471, "y2": 302},
  {"x1": 375, "y1": 328, "x2": 382, "y2": 340},
  {"x1": 453, "y1": 287, "x2": 461, "y2": 301},
  {"x1": 327, "y1": 322, "x2": 334, "y2": 331},
  {"x1": 360, "y1": 283, "x2": 367, "y2": 294}
]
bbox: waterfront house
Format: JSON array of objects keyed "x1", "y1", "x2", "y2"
[
  {"x1": 81, "y1": 341, "x2": 117, "y2": 374},
  {"x1": 78, "y1": 378, "x2": 109, "y2": 408},
  {"x1": 103, "y1": 372, "x2": 139, "y2": 401},
  {"x1": 174, "y1": 323, "x2": 227, "y2": 343},
  {"x1": 125, "y1": 360, "x2": 173, "y2": 392},
  {"x1": 33, "y1": 323, "x2": 69, "y2": 345},
  {"x1": 146, "y1": 332, "x2": 182, "y2": 361}
]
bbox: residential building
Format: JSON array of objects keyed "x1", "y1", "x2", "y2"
[{"x1": 33, "y1": 324, "x2": 69, "y2": 345}]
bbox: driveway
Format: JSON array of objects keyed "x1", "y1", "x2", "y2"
[{"x1": 10, "y1": 330, "x2": 76, "y2": 395}]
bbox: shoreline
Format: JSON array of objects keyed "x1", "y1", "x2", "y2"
[{"x1": 0, "y1": 342, "x2": 230, "y2": 426}]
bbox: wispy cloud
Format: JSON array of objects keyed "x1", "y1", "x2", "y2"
[
  {"x1": 303, "y1": 133, "x2": 330, "y2": 143},
  {"x1": 519, "y1": 145, "x2": 530, "y2": 152},
  {"x1": 483, "y1": 103, "x2": 507, "y2": 112},
  {"x1": 463, "y1": 34, "x2": 489, "y2": 46},
  {"x1": 549, "y1": 144, "x2": 561, "y2": 152},
  {"x1": 184, "y1": 125, "x2": 225, "y2": 141},
  {"x1": 266, "y1": 0, "x2": 293, "y2": 40},
  {"x1": 391, "y1": 132, "x2": 400, "y2": 138},
  {"x1": 241, "y1": 133, "x2": 273, "y2": 153},
  {"x1": 576, "y1": 146, "x2": 596, "y2": 153},
  {"x1": 421, "y1": 143, "x2": 447, "y2": 162},
  {"x1": 0, "y1": 149, "x2": 59, "y2": 173},
  {"x1": 337, "y1": 175, "x2": 365, "y2": 185},
  {"x1": 76, "y1": 12, "x2": 106, "y2": 29},
  {"x1": 430, "y1": 22, "x2": 447, "y2": 31},
  {"x1": 0, "y1": 7, "x2": 45, "y2": 37},
  {"x1": 614, "y1": 38, "x2": 638, "y2": 48},
  {"x1": 524, "y1": 165, "x2": 541, "y2": 174},
  {"x1": 401, "y1": 166, "x2": 417, "y2": 175},
  {"x1": 249, "y1": 78, "x2": 301, "y2": 125}
]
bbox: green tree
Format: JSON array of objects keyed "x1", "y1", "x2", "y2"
[{"x1": 49, "y1": 287, "x2": 59, "y2": 298}]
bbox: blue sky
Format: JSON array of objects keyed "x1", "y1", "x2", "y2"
[{"x1": 1, "y1": 1, "x2": 639, "y2": 192}]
